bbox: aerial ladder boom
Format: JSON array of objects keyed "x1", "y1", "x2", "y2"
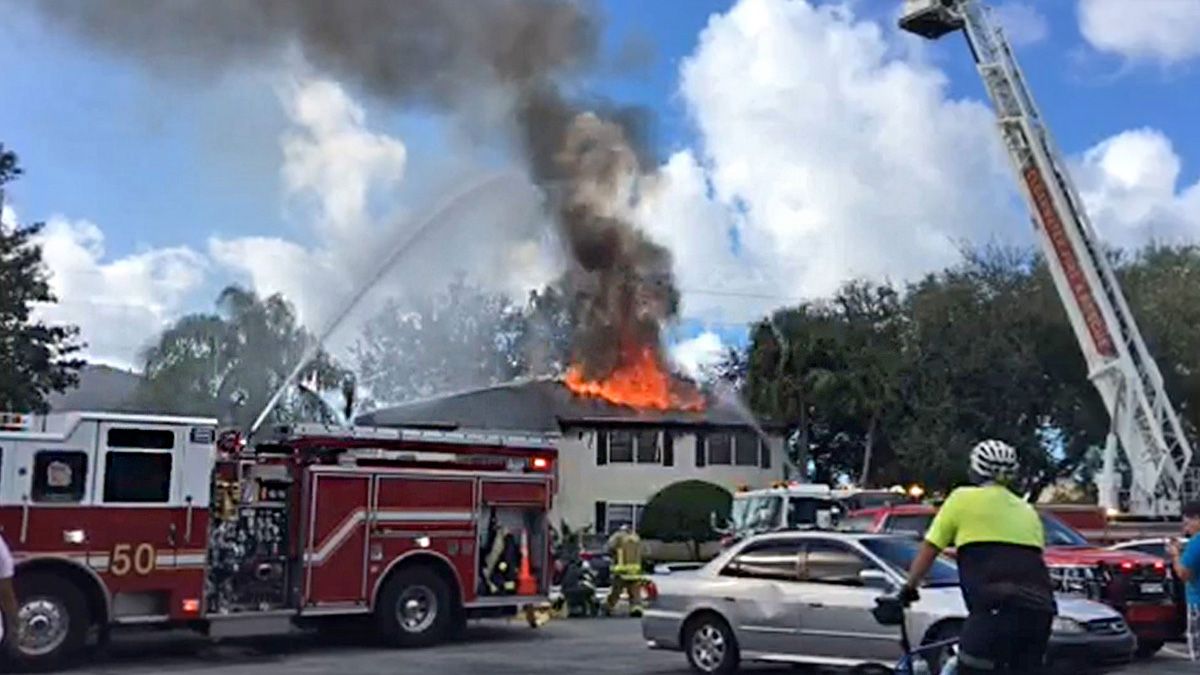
[{"x1": 899, "y1": 0, "x2": 1194, "y2": 515}]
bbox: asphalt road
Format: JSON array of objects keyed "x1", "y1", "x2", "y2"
[{"x1": 60, "y1": 617, "x2": 1193, "y2": 675}]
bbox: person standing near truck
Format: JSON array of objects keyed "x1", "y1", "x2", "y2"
[
  {"x1": 605, "y1": 524, "x2": 646, "y2": 617},
  {"x1": 1167, "y1": 501, "x2": 1200, "y2": 660},
  {"x1": 0, "y1": 532, "x2": 19, "y2": 653}
]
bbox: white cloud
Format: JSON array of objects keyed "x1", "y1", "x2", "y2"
[
  {"x1": 1, "y1": 204, "x2": 16, "y2": 228},
  {"x1": 211, "y1": 76, "x2": 557, "y2": 340},
  {"x1": 33, "y1": 217, "x2": 207, "y2": 367},
  {"x1": 1075, "y1": 128, "x2": 1200, "y2": 247},
  {"x1": 994, "y1": 2, "x2": 1049, "y2": 47},
  {"x1": 1079, "y1": 0, "x2": 1200, "y2": 65},
  {"x1": 670, "y1": 331, "x2": 726, "y2": 381},
  {"x1": 641, "y1": 0, "x2": 1018, "y2": 323},
  {"x1": 210, "y1": 76, "x2": 409, "y2": 327}
]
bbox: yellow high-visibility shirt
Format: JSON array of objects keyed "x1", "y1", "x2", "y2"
[{"x1": 925, "y1": 485, "x2": 1044, "y2": 550}]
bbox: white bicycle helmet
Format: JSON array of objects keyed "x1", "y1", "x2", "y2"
[{"x1": 969, "y1": 439, "x2": 1019, "y2": 481}]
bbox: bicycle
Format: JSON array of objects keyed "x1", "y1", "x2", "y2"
[{"x1": 850, "y1": 593, "x2": 959, "y2": 675}]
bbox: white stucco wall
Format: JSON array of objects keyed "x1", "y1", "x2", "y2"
[{"x1": 550, "y1": 426, "x2": 785, "y2": 532}]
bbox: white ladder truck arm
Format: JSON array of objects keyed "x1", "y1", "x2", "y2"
[{"x1": 898, "y1": 0, "x2": 1195, "y2": 516}]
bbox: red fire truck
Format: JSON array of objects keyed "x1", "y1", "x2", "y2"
[{"x1": 0, "y1": 412, "x2": 557, "y2": 670}]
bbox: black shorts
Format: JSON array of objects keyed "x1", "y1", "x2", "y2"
[{"x1": 958, "y1": 606, "x2": 1053, "y2": 673}]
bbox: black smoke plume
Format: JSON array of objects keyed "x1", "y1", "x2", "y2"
[{"x1": 26, "y1": 0, "x2": 680, "y2": 381}]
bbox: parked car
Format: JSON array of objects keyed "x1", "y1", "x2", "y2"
[
  {"x1": 848, "y1": 504, "x2": 1177, "y2": 656},
  {"x1": 642, "y1": 531, "x2": 1134, "y2": 673},
  {"x1": 1107, "y1": 537, "x2": 1187, "y2": 638}
]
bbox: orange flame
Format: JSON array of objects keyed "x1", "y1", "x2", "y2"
[{"x1": 564, "y1": 347, "x2": 705, "y2": 411}]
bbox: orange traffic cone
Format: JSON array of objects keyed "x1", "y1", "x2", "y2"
[{"x1": 516, "y1": 529, "x2": 538, "y2": 596}]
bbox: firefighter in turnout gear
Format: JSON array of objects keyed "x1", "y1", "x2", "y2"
[
  {"x1": 481, "y1": 510, "x2": 521, "y2": 595},
  {"x1": 604, "y1": 524, "x2": 646, "y2": 617}
]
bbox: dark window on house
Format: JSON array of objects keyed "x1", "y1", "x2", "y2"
[
  {"x1": 596, "y1": 431, "x2": 609, "y2": 465},
  {"x1": 707, "y1": 433, "x2": 733, "y2": 465},
  {"x1": 636, "y1": 431, "x2": 660, "y2": 463},
  {"x1": 594, "y1": 501, "x2": 607, "y2": 532},
  {"x1": 695, "y1": 433, "x2": 706, "y2": 467},
  {"x1": 761, "y1": 440, "x2": 772, "y2": 469},
  {"x1": 605, "y1": 502, "x2": 645, "y2": 533},
  {"x1": 107, "y1": 428, "x2": 174, "y2": 450},
  {"x1": 609, "y1": 430, "x2": 635, "y2": 463},
  {"x1": 663, "y1": 432, "x2": 674, "y2": 467},
  {"x1": 103, "y1": 452, "x2": 173, "y2": 503},
  {"x1": 32, "y1": 450, "x2": 88, "y2": 503},
  {"x1": 735, "y1": 432, "x2": 760, "y2": 466}
]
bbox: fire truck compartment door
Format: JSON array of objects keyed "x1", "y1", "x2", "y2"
[
  {"x1": 480, "y1": 480, "x2": 549, "y2": 506},
  {"x1": 305, "y1": 473, "x2": 371, "y2": 605},
  {"x1": 92, "y1": 421, "x2": 204, "y2": 620}
]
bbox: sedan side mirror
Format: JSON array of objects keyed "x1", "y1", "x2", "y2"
[{"x1": 859, "y1": 569, "x2": 895, "y2": 591}]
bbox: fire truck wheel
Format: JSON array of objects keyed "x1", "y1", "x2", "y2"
[
  {"x1": 9, "y1": 573, "x2": 90, "y2": 671},
  {"x1": 375, "y1": 566, "x2": 453, "y2": 648}
]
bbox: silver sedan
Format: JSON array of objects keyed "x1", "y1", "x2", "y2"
[{"x1": 642, "y1": 531, "x2": 1135, "y2": 673}]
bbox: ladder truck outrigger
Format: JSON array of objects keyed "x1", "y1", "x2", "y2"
[{"x1": 900, "y1": 0, "x2": 1196, "y2": 517}]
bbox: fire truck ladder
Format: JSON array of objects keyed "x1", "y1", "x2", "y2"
[{"x1": 899, "y1": 0, "x2": 1194, "y2": 516}]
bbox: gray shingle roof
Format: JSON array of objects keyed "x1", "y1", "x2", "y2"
[
  {"x1": 355, "y1": 378, "x2": 782, "y2": 433},
  {"x1": 45, "y1": 365, "x2": 145, "y2": 413}
]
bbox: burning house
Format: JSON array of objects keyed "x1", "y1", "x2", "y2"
[{"x1": 356, "y1": 379, "x2": 786, "y2": 535}]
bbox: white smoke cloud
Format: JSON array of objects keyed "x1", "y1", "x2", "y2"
[
  {"x1": 33, "y1": 217, "x2": 207, "y2": 368},
  {"x1": 1079, "y1": 0, "x2": 1200, "y2": 65},
  {"x1": 670, "y1": 330, "x2": 727, "y2": 381}
]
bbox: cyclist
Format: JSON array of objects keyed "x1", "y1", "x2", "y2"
[{"x1": 901, "y1": 439, "x2": 1056, "y2": 674}]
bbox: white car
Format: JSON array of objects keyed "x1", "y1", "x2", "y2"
[{"x1": 642, "y1": 531, "x2": 1135, "y2": 673}]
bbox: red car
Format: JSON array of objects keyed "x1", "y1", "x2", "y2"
[{"x1": 847, "y1": 504, "x2": 1177, "y2": 657}]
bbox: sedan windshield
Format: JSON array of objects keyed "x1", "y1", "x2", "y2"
[
  {"x1": 862, "y1": 537, "x2": 960, "y2": 587},
  {"x1": 1039, "y1": 513, "x2": 1089, "y2": 547}
]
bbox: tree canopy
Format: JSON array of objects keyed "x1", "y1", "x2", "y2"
[
  {"x1": 638, "y1": 479, "x2": 732, "y2": 560},
  {"x1": 739, "y1": 244, "x2": 1200, "y2": 499},
  {"x1": 0, "y1": 144, "x2": 85, "y2": 413},
  {"x1": 135, "y1": 285, "x2": 348, "y2": 427},
  {"x1": 352, "y1": 277, "x2": 573, "y2": 408}
]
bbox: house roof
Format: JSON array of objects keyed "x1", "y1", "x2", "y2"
[
  {"x1": 44, "y1": 364, "x2": 146, "y2": 413},
  {"x1": 355, "y1": 378, "x2": 783, "y2": 433}
]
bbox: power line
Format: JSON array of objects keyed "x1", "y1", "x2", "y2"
[{"x1": 678, "y1": 287, "x2": 807, "y2": 303}]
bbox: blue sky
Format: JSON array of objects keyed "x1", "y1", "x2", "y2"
[{"x1": 2, "y1": 0, "x2": 1200, "y2": 374}]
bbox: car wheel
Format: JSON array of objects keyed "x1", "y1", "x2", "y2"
[
  {"x1": 1135, "y1": 639, "x2": 1164, "y2": 658},
  {"x1": 374, "y1": 566, "x2": 453, "y2": 648},
  {"x1": 9, "y1": 573, "x2": 91, "y2": 672},
  {"x1": 683, "y1": 614, "x2": 739, "y2": 675}
]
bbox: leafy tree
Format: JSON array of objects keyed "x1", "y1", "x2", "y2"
[
  {"x1": 352, "y1": 277, "x2": 527, "y2": 406},
  {"x1": 135, "y1": 285, "x2": 347, "y2": 427},
  {"x1": 896, "y1": 247, "x2": 1105, "y2": 494},
  {"x1": 1120, "y1": 245, "x2": 1200, "y2": 438},
  {"x1": 352, "y1": 278, "x2": 575, "y2": 408},
  {"x1": 0, "y1": 145, "x2": 85, "y2": 412},
  {"x1": 743, "y1": 282, "x2": 904, "y2": 485},
  {"x1": 638, "y1": 480, "x2": 732, "y2": 560}
]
